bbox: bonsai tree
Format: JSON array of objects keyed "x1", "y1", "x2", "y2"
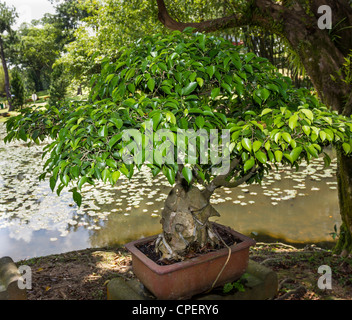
[{"x1": 4, "y1": 30, "x2": 352, "y2": 261}]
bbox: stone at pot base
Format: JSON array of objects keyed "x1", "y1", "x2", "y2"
[
  {"x1": 107, "y1": 260, "x2": 278, "y2": 300},
  {"x1": 0, "y1": 256, "x2": 27, "y2": 300}
]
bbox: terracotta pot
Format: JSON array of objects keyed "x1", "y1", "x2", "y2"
[{"x1": 125, "y1": 222, "x2": 256, "y2": 300}]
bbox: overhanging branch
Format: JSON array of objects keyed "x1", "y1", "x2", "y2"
[{"x1": 156, "y1": 0, "x2": 252, "y2": 33}]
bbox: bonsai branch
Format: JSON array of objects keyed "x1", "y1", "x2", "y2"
[
  {"x1": 204, "y1": 158, "x2": 257, "y2": 198},
  {"x1": 211, "y1": 168, "x2": 257, "y2": 189}
]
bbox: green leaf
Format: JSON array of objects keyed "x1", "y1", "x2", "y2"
[
  {"x1": 206, "y1": 66, "x2": 216, "y2": 78},
  {"x1": 255, "y1": 88, "x2": 270, "y2": 102},
  {"x1": 98, "y1": 125, "x2": 108, "y2": 138},
  {"x1": 19, "y1": 128, "x2": 27, "y2": 141},
  {"x1": 158, "y1": 62, "x2": 168, "y2": 71},
  {"x1": 322, "y1": 117, "x2": 332, "y2": 125},
  {"x1": 179, "y1": 118, "x2": 188, "y2": 129},
  {"x1": 289, "y1": 114, "x2": 299, "y2": 131},
  {"x1": 266, "y1": 84, "x2": 279, "y2": 93},
  {"x1": 274, "y1": 132, "x2": 281, "y2": 144},
  {"x1": 260, "y1": 108, "x2": 272, "y2": 116},
  {"x1": 221, "y1": 82, "x2": 232, "y2": 94},
  {"x1": 300, "y1": 109, "x2": 314, "y2": 121},
  {"x1": 284, "y1": 153, "x2": 293, "y2": 164},
  {"x1": 302, "y1": 126, "x2": 311, "y2": 136},
  {"x1": 281, "y1": 132, "x2": 292, "y2": 144},
  {"x1": 128, "y1": 83, "x2": 135, "y2": 93},
  {"x1": 111, "y1": 171, "x2": 120, "y2": 185},
  {"x1": 120, "y1": 165, "x2": 129, "y2": 178},
  {"x1": 255, "y1": 151, "x2": 267, "y2": 164},
  {"x1": 195, "y1": 116, "x2": 205, "y2": 128},
  {"x1": 78, "y1": 176, "x2": 88, "y2": 190},
  {"x1": 211, "y1": 88, "x2": 220, "y2": 99},
  {"x1": 152, "y1": 112, "x2": 163, "y2": 130},
  {"x1": 253, "y1": 141, "x2": 262, "y2": 153},
  {"x1": 62, "y1": 174, "x2": 70, "y2": 187},
  {"x1": 196, "y1": 77, "x2": 204, "y2": 87},
  {"x1": 274, "y1": 150, "x2": 283, "y2": 162},
  {"x1": 109, "y1": 134, "x2": 121, "y2": 149},
  {"x1": 324, "y1": 129, "x2": 334, "y2": 142},
  {"x1": 181, "y1": 82, "x2": 197, "y2": 96},
  {"x1": 241, "y1": 152, "x2": 249, "y2": 162},
  {"x1": 163, "y1": 166, "x2": 176, "y2": 185},
  {"x1": 319, "y1": 131, "x2": 327, "y2": 142},
  {"x1": 110, "y1": 118, "x2": 123, "y2": 129},
  {"x1": 125, "y1": 67, "x2": 135, "y2": 81},
  {"x1": 102, "y1": 168, "x2": 110, "y2": 183},
  {"x1": 165, "y1": 111, "x2": 176, "y2": 125},
  {"x1": 153, "y1": 150, "x2": 163, "y2": 167},
  {"x1": 307, "y1": 145, "x2": 319, "y2": 158},
  {"x1": 241, "y1": 138, "x2": 252, "y2": 152},
  {"x1": 198, "y1": 33, "x2": 206, "y2": 50},
  {"x1": 71, "y1": 166, "x2": 80, "y2": 178},
  {"x1": 147, "y1": 78, "x2": 155, "y2": 91},
  {"x1": 72, "y1": 189, "x2": 82, "y2": 207},
  {"x1": 244, "y1": 157, "x2": 255, "y2": 173},
  {"x1": 49, "y1": 176, "x2": 57, "y2": 192},
  {"x1": 323, "y1": 152, "x2": 331, "y2": 168},
  {"x1": 342, "y1": 142, "x2": 351, "y2": 154},
  {"x1": 182, "y1": 167, "x2": 193, "y2": 184},
  {"x1": 231, "y1": 130, "x2": 241, "y2": 141},
  {"x1": 106, "y1": 158, "x2": 117, "y2": 169},
  {"x1": 161, "y1": 86, "x2": 172, "y2": 95},
  {"x1": 290, "y1": 146, "x2": 303, "y2": 162}
]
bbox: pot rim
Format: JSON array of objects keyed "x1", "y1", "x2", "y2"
[{"x1": 125, "y1": 222, "x2": 256, "y2": 275}]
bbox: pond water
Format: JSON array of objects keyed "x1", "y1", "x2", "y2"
[{"x1": 0, "y1": 123, "x2": 340, "y2": 261}]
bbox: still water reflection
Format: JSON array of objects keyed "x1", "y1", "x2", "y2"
[{"x1": 0, "y1": 124, "x2": 340, "y2": 261}]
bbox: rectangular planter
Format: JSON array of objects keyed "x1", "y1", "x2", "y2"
[{"x1": 125, "y1": 223, "x2": 256, "y2": 300}]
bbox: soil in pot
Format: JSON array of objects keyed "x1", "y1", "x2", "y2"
[{"x1": 136, "y1": 224, "x2": 240, "y2": 266}]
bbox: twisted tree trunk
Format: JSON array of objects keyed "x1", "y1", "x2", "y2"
[{"x1": 156, "y1": 182, "x2": 220, "y2": 260}]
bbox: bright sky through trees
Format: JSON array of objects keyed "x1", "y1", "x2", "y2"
[{"x1": 4, "y1": 0, "x2": 55, "y2": 28}]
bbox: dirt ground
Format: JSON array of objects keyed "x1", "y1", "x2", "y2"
[{"x1": 16, "y1": 242, "x2": 352, "y2": 300}]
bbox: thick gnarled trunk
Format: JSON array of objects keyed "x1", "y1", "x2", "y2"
[
  {"x1": 336, "y1": 151, "x2": 352, "y2": 256},
  {"x1": 156, "y1": 182, "x2": 221, "y2": 260}
]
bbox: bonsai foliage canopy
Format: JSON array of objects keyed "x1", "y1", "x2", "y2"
[{"x1": 4, "y1": 29, "x2": 352, "y2": 206}]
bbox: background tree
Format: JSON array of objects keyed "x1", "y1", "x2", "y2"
[
  {"x1": 17, "y1": 24, "x2": 60, "y2": 92},
  {"x1": 57, "y1": 0, "x2": 165, "y2": 87},
  {"x1": 0, "y1": 2, "x2": 17, "y2": 111},
  {"x1": 4, "y1": 1, "x2": 90, "y2": 97},
  {"x1": 155, "y1": 0, "x2": 352, "y2": 256},
  {"x1": 10, "y1": 68, "x2": 24, "y2": 109},
  {"x1": 41, "y1": 0, "x2": 91, "y2": 49},
  {"x1": 49, "y1": 63, "x2": 70, "y2": 106}
]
